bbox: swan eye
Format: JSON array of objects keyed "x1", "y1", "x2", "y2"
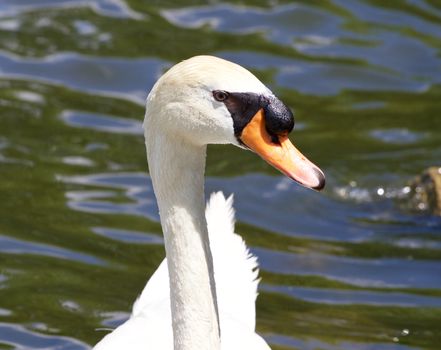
[{"x1": 213, "y1": 90, "x2": 229, "y2": 102}]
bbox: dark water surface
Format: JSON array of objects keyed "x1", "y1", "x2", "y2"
[{"x1": 1, "y1": 1, "x2": 441, "y2": 349}]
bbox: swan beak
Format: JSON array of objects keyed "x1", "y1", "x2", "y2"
[{"x1": 240, "y1": 109, "x2": 325, "y2": 191}]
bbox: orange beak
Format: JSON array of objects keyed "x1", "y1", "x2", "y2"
[{"x1": 240, "y1": 109, "x2": 325, "y2": 190}]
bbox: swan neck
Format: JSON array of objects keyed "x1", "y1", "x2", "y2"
[{"x1": 146, "y1": 135, "x2": 220, "y2": 350}]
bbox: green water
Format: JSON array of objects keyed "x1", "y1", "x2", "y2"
[{"x1": 0, "y1": 1, "x2": 441, "y2": 349}]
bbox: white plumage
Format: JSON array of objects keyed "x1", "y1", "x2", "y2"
[{"x1": 94, "y1": 192, "x2": 270, "y2": 350}]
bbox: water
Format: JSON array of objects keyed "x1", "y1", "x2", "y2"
[{"x1": 0, "y1": 0, "x2": 440, "y2": 349}]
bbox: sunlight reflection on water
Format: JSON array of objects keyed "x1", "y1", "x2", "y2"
[{"x1": 0, "y1": 0, "x2": 440, "y2": 349}]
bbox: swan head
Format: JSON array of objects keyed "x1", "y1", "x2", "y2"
[{"x1": 144, "y1": 55, "x2": 325, "y2": 190}]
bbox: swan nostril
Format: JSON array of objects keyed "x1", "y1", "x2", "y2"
[{"x1": 270, "y1": 134, "x2": 280, "y2": 145}]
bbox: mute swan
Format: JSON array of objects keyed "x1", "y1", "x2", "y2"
[{"x1": 94, "y1": 55, "x2": 325, "y2": 350}]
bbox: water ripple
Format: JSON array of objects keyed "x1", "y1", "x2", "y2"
[
  {"x1": 59, "y1": 172, "x2": 373, "y2": 242},
  {"x1": 256, "y1": 247, "x2": 441, "y2": 289},
  {"x1": 92, "y1": 227, "x2": 163, "y2": 244},
  {"x1": 266, "y1": 334, "x2": 418, "y2": 350},
  {"x1": 0, "y1": 52, "x2": 166, "y2": 104},
  {"x1": 0, "y1": 323, "x2": 90, "y2": 350},
  {"x1": 369, "y1": 129, "x2": 427, "y2": 144},
  {"x1": 0, "y1": 235, "x2": 105, "y2": 266},
  {"x1": 262, "y1": 284, "x2": 441, "y2": 307},
  {"x1": 0, "y1": 0, "x2": 143, "y2": 20},
  {"x1": 218, "y1": 51, "x2": 428, "y2": 95},
  {"x1": 163, "y1": 2, "x2": 441, "y2": 93},
  {"x1": 162, "y1": 4, "x2": 341, "y2": 46},
  {"x1": 1, "y1": 1, "x2": 440, "y2": 348},
  {"x1": 61, "y1": 110, "x2": 142, "y2": 135}
]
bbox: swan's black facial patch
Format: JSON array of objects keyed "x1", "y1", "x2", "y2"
[
  {"x1": 215, "y1": 91, "x2": 265, "y2": 137},
  {"x1": 212, "y1": 90, "x2": 294, "y2": 140}
]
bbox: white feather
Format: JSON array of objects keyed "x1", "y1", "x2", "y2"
[
  {"x1": 206, "y1": 192, "x2": 260, "y2": 331},
  {"x1": 94, "y1": 192, "x2": 269, "y2": 350}
]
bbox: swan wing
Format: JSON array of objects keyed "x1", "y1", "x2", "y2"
[{"x1": 205, "y1": 191, "x2": 260, "y2": 331}]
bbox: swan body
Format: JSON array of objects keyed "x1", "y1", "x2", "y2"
[{"x1": 93, "y1": 55, "x2": 324, "y2": 350}]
